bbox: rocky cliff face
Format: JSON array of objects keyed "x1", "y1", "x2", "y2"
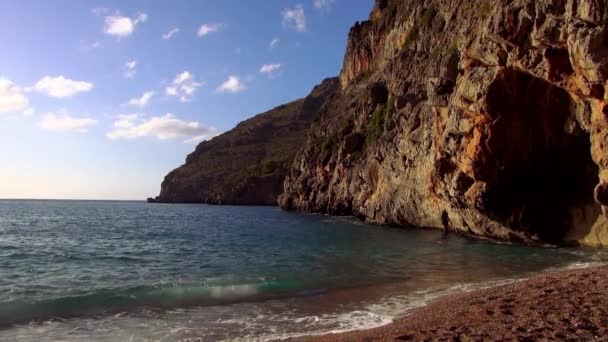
[
  {"x1": 280, "y1": 0, "x2": 608, "y2": 246},
  {"x1": 153, "y1": 78, "x2": 339, "y2": 205}
]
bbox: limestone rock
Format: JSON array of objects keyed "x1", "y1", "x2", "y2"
[{"x1": 281, "y1": 0, "x2": 608, "y2": 246}]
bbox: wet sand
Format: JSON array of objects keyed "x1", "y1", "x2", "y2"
[{"x1": 302, "y1": 266, "x2": 608, "y2": 341}]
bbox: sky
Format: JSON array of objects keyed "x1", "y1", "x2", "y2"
[{"x1": 0, "y1": 0, "x2": 372, "y2": 200}]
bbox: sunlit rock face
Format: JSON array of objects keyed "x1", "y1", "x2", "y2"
[
  {"x1": 154, "y1": 78, "x2": 339, "y2": 205},
  {"x1": 280, "y1": 0, "x2": 608, "y2": 246}
]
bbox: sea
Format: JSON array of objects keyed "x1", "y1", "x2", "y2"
[{"x1": 0, "y1": 199, "x2": 606, "y2": 341}]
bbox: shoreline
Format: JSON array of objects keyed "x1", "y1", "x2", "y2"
[{"x1": 299, "y1": 266, "x2": 608, "y2": 341}]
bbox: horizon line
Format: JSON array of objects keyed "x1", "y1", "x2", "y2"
[{"x1": 0, "y1": 198, "x2": 145, "y2": 202}]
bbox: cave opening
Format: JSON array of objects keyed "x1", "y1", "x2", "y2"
[{"x1": 479, "y1": 69, "x2": 599, "y2": 243}]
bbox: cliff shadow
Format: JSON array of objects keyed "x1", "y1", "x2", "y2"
[{"x1": 478, "y1": 68, "x2": 600, "y2": 243}]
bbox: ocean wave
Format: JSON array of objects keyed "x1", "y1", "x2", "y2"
[
  {"x1": 0, "y1": 279, "x2": 304, "y2": 329},
  {"x1": 2, "y1": 278, "x2": 521, "y2": 341},
  {"x1": 226, "y1": 259, "x2": 608, "y2": 341},
  {"x1": 233, "y1": 281, "x2": 520, "y2": 341},
  {"x1": 228, "y1": 310, "x2": 394, "y2": 342},
  {"x1": 2, "y1": 259, "x2": 607, "y2": 341}
]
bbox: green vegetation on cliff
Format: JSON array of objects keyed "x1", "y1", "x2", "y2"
[
  {"x1": 153, "y1": 77, "x2": 339, "y2": 205},
  {"x1": 280, "y1": 0, "x2": 608, "y2": 246}
]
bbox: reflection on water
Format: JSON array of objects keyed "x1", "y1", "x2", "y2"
[{"x1": 0, "y1": 200, "x2": 606, "y2": 341}]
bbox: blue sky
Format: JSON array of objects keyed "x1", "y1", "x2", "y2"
[{"x1": 0, "y1": 0, "x2": 372, "y2": 200}]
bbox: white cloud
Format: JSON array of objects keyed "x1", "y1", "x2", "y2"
[
  {"x1": 124, "y1": 60, "x2": 137, "y2": 78},
  {"x1": 127, "y1": 91, "x2": 155, "y2": 108},
  {"x1": 269, "y1": 37, "x2": 280, "y2": 48},
  {"x1": 91, "y1": 7, "x2": 110, "y2": 16},
  {"x1": 106, "y1": 113, "x2": 218, "y2": 143},
  {"x1": 104, "y1": 12, "x2": 147, "y2": 37},
  {"x1": 0, "y1": 79, "x2": 30, "y2": 114},
  {"x1": 215, "y1": 75, "x2": 246, "y2": 93},
  {"x1": 174, "y1": 71, "x2": 191, "y2": 84},
  {"x1": 260, "y1": 63, "x2": 282, "y2": 74},
  {"x1": 104, "y1": 16, "x2": 134, "y2": 36},
  {"x1": 282, "y1": 5, "x2": 306, "y2": 32},
  {"x1": 162, "y1": 27, "x2": 179, "y2": 40},
  {"x1": 40, "y1": 111, "x2": 98, "y2": 133},
  {"x1": 135, "y1": 12, "x2": 148, "y2": 23},
  {"x1": 197, "y1": 23, "x2": 223, "y2": 37},
  {"x1": 91, "y1": 41, "x2": 102, "y2": 49},
  {"x1": 23, "y1": 108, "x2": 35, "y2": 116},
  {"x1": 313, "y1": 0, "x2": 336, "y2": 12},
  {"x1": 79, "y1": 40, "x2": 102, "y2": 52},
  {"x1": 165, "y1": 71, "x2": 203, "y2": 102},
  {"x1": 33, "y1": 76, "x2": 93, "y2": 98}
]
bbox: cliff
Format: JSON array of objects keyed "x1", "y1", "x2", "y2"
[
  {"x1": 152, "y1": 77, "x2": 339, "y2": 205},
  {"x1": 280, "y1": 0, "x2": 608, "y2": 246}
]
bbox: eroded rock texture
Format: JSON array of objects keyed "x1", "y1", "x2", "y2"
[{"x1": 280, "y1": 0, "x2": 608, "y2": 246}]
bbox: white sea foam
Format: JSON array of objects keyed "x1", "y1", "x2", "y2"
[
  {"x1": 3, "y1": 260, "x2": 607, "y2": 342},
  {"x1": 226, "y1": 310, "x2": 394, "y2": 342},
  {"x1": 218, "y1": 279, "x2": 524, "y2": 341},
  {"x1": 208, "y1": 284, "x2": 259, "y2": 299},
  {"x1": 225, "y1": 259, "x2": 608, "y2": 341}
]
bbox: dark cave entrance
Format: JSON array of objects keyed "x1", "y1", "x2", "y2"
[{"x1": 479, "y1": 69, "x2": 599, "y2": 243}]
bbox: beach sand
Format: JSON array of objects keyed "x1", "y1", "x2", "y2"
[{"x1": 301, "y1": 266, "x2": 608, "y2": 341}]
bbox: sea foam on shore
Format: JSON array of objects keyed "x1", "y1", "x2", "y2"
[{"x1": 305, "y1": 265, "x2": 608, "y2": 342}]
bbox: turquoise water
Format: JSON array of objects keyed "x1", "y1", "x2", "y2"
[{"x1": 0, "y1": 200, "x2": 606, "y2": 341}]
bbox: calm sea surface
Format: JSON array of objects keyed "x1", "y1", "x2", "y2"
[{"x1": 0, "y1": 200, "x2": 606, "y2": 341}]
